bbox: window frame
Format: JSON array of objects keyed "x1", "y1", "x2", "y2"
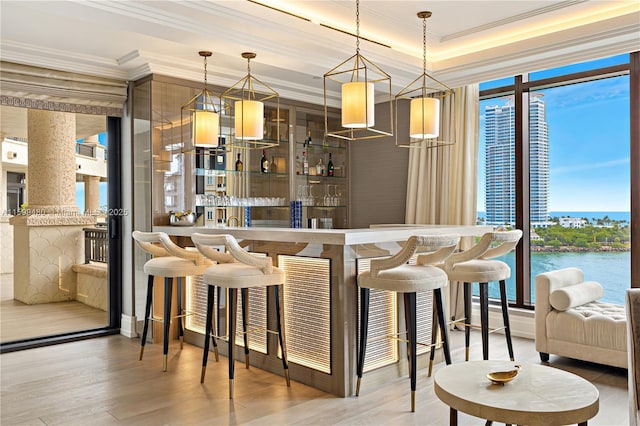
[{"x1": 479, "y1": 52, "x2": 639, "y2": 308}]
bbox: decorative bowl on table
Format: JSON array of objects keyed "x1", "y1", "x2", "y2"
[
  {"x1": 169, "y1": 210, "x2": 196, "y2": 226},
  {"x1": 487, "y1": 365, "x2": 520, "y2": 385}
]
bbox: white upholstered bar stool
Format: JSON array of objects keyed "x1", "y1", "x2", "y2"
[
  {"x1": 357, "y1": 234, "x2": 460, "y2": 412},
  {"x1": 191, "y1": 233, "x2": 290, "y2": 399},
  {"x1": 132, "y1": 231, "x2": 212, "y2": 371},
  {"x1": 441, "y1": 230, "x2": 523, "y2": 362}
]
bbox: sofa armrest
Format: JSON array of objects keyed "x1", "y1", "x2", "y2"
[{"x1": 534, "y1": 267, "x2": 584, "y2": 354}]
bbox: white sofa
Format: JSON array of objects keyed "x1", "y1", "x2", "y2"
[{"x1": 535, "y1": 267, "x2": 627, "y2": 368}]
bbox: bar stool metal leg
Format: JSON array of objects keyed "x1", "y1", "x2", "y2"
[
  {"x1": 404, "y1": 292, "x2": 417, "y2": 412},
  {"x1": 499, "y1": 279, "x2": 515, "y2": 361},
  {"x1": 479, "y1": 282, "x2": 489, "y2": 360},
  {"x1": 356, "y1": 287, "x2": 370, "y2": 396},
  {"x1": 139, "y1": 274, "x2": 154, "y2": 361},
  {"x1": 216, "y1": 287, "x2": 222, "y2": 338},
  {"x1": 428, "y1": 288, "x2": 452, "y2": 376},
  {"x1": 428, "y1": 297, "x2": 438, "y2": 377},
  {"x1": 228, "y1": 288, "x2": 238, "y2": 399},
  {"x1": 464, "y1": 283, "x2": 472, "y2": 361},
  {"x1": 162, "y1": 277, "x2": 173, "y2": 372},
  {"x1": 434, "y1": 288, "x2": 452, "y2": 365},
  {"x1": 403, "y1": 293, "x2": 413, "y2": 378},
  {"x1": 241, "y1": 287, "x2": 250, "y2": 369},
  {"x1": 209, "y1": 285, "x2": 219, "y2": 363},
  {"x1": 201, "y1": 285, "x2": 215, "y2": 383},
  {"x1": 177, "y1": 277, "x2": 184, "y2": 350},
  {"x1": 274, "y1": 284, "x2": 290, "y2": 386}
]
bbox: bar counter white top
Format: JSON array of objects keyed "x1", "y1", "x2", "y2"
[{"x1": 153, "y1": 224, "x2": 492, "y2": 246}]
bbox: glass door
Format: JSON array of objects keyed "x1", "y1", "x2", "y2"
[{"x1": 0, "y1": 106, "x2": 120, "y2": 350}]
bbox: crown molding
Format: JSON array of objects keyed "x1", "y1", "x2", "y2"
[
  {"x1": 440, "y1": 0, "x2": 588, "y2": 42},
  {"x1": 0, "y1": 40, "x2": 128, "y2": 80},
  {"x1": 435, "y1": 13, "x2": 640, "y2": 88}
]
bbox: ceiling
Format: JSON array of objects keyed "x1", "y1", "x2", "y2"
[{"x1": 0, "y1": 0, "x2": 638, "y2": 138}]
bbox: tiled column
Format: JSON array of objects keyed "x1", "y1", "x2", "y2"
[{"x1": 10, "y1": 110, "x2": 95, "y2": 304}]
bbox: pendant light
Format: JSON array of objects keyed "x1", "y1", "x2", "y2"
[
  {"x1": 181, "y1": 51, "x2": 220, "y2": 149},
  {"x1": 395, "y1": 12, "x2": 454, "y2": 148},
  {"x1": 324, "y1": 0, "x2": 393, "y2": 141},
  {"x1": 223, "y1": 52, "x2": 280, "y2": 149}
]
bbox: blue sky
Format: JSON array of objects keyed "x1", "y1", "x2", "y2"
[{"x1": 478, "y1": 54, "x2": 631, "y2": 212}]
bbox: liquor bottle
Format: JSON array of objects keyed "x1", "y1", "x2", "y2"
[
  {"x1": 305, "y1": 130, "x2": 312, "y2": 146},
  {"x1": 295, "y1": 155, "x2": 301, "y2": 175},
  {"x1": 302, "y1": 151, "x2": 309, "y2": 175},
  {"x1": 235, "y1": 153, "x2": 243, "y2": 171},
  {"x1": 260, "y1": 149, "x2": 269, "y2": 173},
  {"x1": 327, "y1": 153, "x2": 334, "y2": 177},
  {"x1": 270, "y1": 156, "x2": 277, "y2": 173},
  {"x1": 316, "y1": 157, "x2": 325, "y2": 176}
]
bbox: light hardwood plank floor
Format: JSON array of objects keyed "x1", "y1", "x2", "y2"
[{"x1": 0, "y1": 330, "x2": 628, "y2": 425}]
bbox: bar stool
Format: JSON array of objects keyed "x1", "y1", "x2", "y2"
[
  {"x1": 357, "y1": 234, "x2": 460, "y2": 412},
  {"x1": 442, "y1": 230, "x2": 523, "y2": 362},
  {"x1": 132, "y1": 231, "x2": 212, "y2": 371},
  {"x1": 191, "y1": 232, "x2": 290, "y2": 399}
]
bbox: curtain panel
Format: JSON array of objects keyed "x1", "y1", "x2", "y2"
[{"x1": 404, "y1": 84, "x2": 480, "y2": 320}]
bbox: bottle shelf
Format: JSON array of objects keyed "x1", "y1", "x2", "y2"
[
  {"x1": 296, "y1": 141, "x2": 346, "y2": 151},
  {"x1": 195, "y1": 168, "x2": 289, "y2": 177},
  {"x1": 295, "y1": 174, "x2": 345, "y2": 181},
  {"x1": 195, "y1": 204, "x2": 290, "y2": 208}
]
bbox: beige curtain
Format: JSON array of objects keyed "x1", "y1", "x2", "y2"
[{"x1": 405, "y1": 84, "x2": 479, "y2": 321}]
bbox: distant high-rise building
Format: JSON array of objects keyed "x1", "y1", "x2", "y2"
[{"x1": 485, "y1": 95, "x2": 549, "y2": 225}]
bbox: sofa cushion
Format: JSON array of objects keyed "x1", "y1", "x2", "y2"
[
  {"x1": 547, "y1": 300, "x2": 627, "y2": 352},
  {"x1": 549, "y1": 281, "x2": 603, "y2": 311}
]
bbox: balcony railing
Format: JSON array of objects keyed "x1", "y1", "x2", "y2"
[{"x1": 84, "y1": 227, "x2": 108, "y2": 263}]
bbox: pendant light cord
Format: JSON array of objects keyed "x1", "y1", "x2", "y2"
[
  {"x1": 203, "y1": 55, "x2": 208, "y2": 89},
  {"x1": 355, "y1": 0, "x2": 360, "y2": 54},
  {"x1": 422, "y1": 14, "x2": 427, "y2": 75},
  {"x1": 247, "y1": 56, "x2": 253, "y2": 99}
]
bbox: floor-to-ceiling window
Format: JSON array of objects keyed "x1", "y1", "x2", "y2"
[{"x1": 478, "y1": 53, "x2": 634, "y2": 308}]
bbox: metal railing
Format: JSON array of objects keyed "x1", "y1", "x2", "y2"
[{"x1": 84, "y1": 227, "x2": 108, "y2": 263}]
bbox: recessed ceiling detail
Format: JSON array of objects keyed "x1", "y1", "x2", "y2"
[{"x1": 440, "y1": 0, "x2": 588, "y2": 42}]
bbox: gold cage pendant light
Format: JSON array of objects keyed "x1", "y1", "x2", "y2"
[
  {"x1": 181, "y1": 51, "x2": 220, "y2": 150},
  {"x1": 223, "y1": 52, "x2": 280, "y2": 150},
  {"x1": 324, "y1": 0, "x2": 393, "y2": 141},
  {"x1": 395, "y1": 12, "x2": 454, "y2": 148}
]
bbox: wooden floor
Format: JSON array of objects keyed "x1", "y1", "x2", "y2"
[
  {"x1": 0, "y1": 273, "x2": 107, "y2": 343},
  {"x1": 0, "y1": 330, "x2": 629, "y2": 425}
]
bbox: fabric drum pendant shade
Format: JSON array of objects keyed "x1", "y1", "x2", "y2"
[
  {"x1": 341, "y1": 81, "x2": 375, "y2": 128},
  {"x1": 194, "y1": 109, "x2": 219, "y2": 147},
  {"x1": 235, "y1": 100, "x2": 264, "y2": 140},
  {"x1": 410, "y1": 97, "x2": 440, "y2": 139}
]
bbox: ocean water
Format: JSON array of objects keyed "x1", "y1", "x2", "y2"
[
  {"x1": 485, "y1": 251, "x2": 631, "y2": 305},
  {"x1": 472, "y1": 210, "x2": 631, "y2": 305}
]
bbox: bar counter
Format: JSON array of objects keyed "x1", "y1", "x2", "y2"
[{"x1": 154, "y1": 225, "x2": 491, "y2": 397}]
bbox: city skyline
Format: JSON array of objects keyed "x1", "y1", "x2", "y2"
[
  {"x1": 484, "y1": 95, "x2": 549, "y2": 225},
  {"x1": 478, "y1": 55, "x2": 630, "y2": 213}
]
